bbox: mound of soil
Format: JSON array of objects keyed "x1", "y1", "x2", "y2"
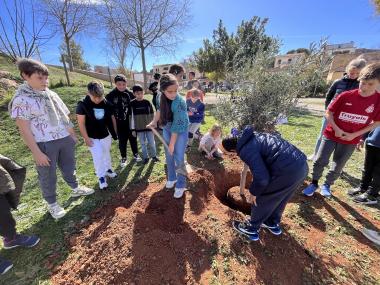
[{"x1": 51, "y1": 153, "x2": 380, "y2": 285}]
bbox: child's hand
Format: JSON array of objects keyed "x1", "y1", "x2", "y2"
[
  {"x1": 147, "y1": 121, "x2": 157, "y2": 129},
  {"x1": 188, "y1": 112, "x2": 193, "y2": 116},
  {"x1": 334, "y1": 128, "x2": 345, "y2": 138},
  {"x1": 341, "y1": 132, "x2": 357, "y2": 142},
  {"x1": 248, "y1": 194, "x2": 257, "y2": 206},
  {"x1": 85, "y1": 138, "x2": 93, "y2": 147},
  {"x1": 168, "y1": 143, "x2": 175, "y2": 155},
  {"x1": 71, "y1": 134, "x2": 78, "y2": 144},
  {"x1": 33, "y1": 151, "x2": 50, "y2": 167},
  {"x1": 356, "y1": 140, "x2": 364, "y2": 151}
]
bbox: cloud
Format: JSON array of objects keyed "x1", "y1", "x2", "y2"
[{"x1": 184, "y1": 37, "x2": 205, "y2": 44}]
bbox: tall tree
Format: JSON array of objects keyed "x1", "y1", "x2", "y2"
[
  {"x1": 101, "y1": 0, "x2": 190, "y2": 88},
  {"x1": 59, "y1": 39, "x2": 90, "y2": 70},
  {"x1": 107, "y1": 31, "x2": 130, "y2": 75},
  {"x1": 373, "y1": 0, "x2": 380, "y2": 13},
  {"x1": 0, "y1": 0, "x2": 51, "y2": 62},
  {"x1": 41, "y1": 0, "x2": 94, "y2": 71}
]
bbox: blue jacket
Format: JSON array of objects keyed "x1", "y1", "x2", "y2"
[
  {"x1": 366, "y1": 127, "x2": 380, "y2": 148},
  {"x1": 186, "y1": 99, "x2": 205, "y2": 123},
  {"x1": 236, "y1": 126, "x2": 306, "y2": 197}
]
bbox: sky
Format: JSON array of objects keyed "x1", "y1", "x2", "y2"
[{"x1": 3, "y1": 0, "x2": 380, "y2": 71}]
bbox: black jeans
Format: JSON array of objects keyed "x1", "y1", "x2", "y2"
[
  {"x1": 0, "y1": 195, "x2": 16, "y2": 239},
  {"x1": 360, "y1": 144, "x2": 380, "y2": 197},
  {"x1": 117, "y1": 120, "x2": 138, "y2": 158}
]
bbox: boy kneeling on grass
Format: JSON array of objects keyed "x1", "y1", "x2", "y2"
[
  {"x1": 9, "y1": 58, "x2": 94, "y2": 220},
  {"x1": 222, "y1": 126, "x2": 308, "y2": 241},
  {"x1": 76, "y1": 81, "x2": 118, "y2": 190}
]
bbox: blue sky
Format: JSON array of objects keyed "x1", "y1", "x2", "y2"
[{"x1": 23, "y1": 0, "x2": 380, "y2": 71}]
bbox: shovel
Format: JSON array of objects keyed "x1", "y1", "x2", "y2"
[{"x1": 149, "y1": 126, "x2": 194, "y2": 177}]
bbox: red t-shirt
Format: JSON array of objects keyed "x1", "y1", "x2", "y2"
[{"x1": 324, "y1": 89, "x2": 380, "y2": 145}]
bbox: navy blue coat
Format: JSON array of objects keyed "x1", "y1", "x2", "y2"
[{"x1": 236, "y1": 127, "x2": 306, "y2": 197}]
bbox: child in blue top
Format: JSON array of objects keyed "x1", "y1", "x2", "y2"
[
  {"x1": 148, "y1": 74, "x2": 189, "y2": 199},
  {"x1": 186, "y1": 89, "x2": 205, "y2": 146}
]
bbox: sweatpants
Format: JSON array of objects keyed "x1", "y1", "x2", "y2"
[
  {"x1": 250, "y1": 161, "x2": 308, "y2": 229},
  {"x1": 37, "y1": 136, "x2": 78, "y2": 204},
  {"x1": 360, "y1": 144, "x2": 380, "y2": 197},
  {"x1": 117, "y1": 119, "x2": 138, "y2": 158},
  {"x1": 188, "y1": 122, "x2": 201, "y2": 145},
  {"x1": 311, "y1": 136, "x2": 356, "y2": 186},
  {"x1": 313, "y1": 117, "x2": 328, "y2": 156},
  {"x1": 88, "y1": 135, "x2": 112, "y2": 178},
  {"x1": 0, "y1": 195, "x2": 16, "y2": 239}
]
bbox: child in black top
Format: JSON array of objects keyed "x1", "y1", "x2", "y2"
[
  {"x1": 130, "y1": 85, "x2": 158, "y2": 164},
  {"x1": 76, "y1": 81, "x2": 118, "y2": 189}
]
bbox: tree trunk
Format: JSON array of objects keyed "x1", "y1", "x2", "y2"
[
  {"x1": 140, "y1": 46, "x2": 147, "y2": 90},
  {"x1": 65, "y1": 35, "x2": 74, "y2": 72}
]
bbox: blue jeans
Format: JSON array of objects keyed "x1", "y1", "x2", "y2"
[
  {"x1": 313, "y1": 117, "x2": 328, "y2": 156},
  {"x1": 162, "y1": 124, "x2": 188, "y2": 188},
  {"x1": 137, "y1": 131, "x2": 157, "y2": 159}
]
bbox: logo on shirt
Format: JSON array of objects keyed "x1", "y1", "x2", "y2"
[
  {"x1": 94, "y1": 108, "x2": 105, "y2": 120},
  {"x1": 345, "y1": 102, "x2": 352, "y2": 106},
  {"x1": 365, "y1": 104, "x2": 375, "y2": 114},
  {"x1": 338, "y1": 112, "x2": 368, "y2": 124}
]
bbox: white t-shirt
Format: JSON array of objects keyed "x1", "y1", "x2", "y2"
[{"x1": 200, "y1": 132, "x2": 222, "y2": 147}]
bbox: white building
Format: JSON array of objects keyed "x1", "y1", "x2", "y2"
[
  {"x1": 324, "y1": 42, "x2": 356, "y2": 56},
  {"x1": 274, "y1": 53, "x2": 304, "y2": 69}
]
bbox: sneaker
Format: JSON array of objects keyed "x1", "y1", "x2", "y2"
[
  {"x1": 362, "y1": 228, "x2": 380, "y2": 246},
  {"x1": 165, "y1": 180, "x2": 177, "y2": 189},
  {"x1": 0, "y1": 258, "x2": 13, "y2": 275},
  {"x1": 99, "y1": 177, "x2": 108, "y2": 189},
  {"x1": 71, "y1": 185, "x2": 95, "y2": 197},
  {"x1": 143, "y1": 158, "x2": 149, "y2": 164},
  {"x1": 232, "y1": 220, "x2": 260, "y2": 241},
  {"x1": 120, "y1": 157, "x2": 127, "y2": 168},
  {"x1": 303, "y1": 184, "x2": 318, "y2": 197},
  {"x1": 353, "y1": 193, "x2": 378, "y2": 205},
  {"x1": 320, "y1": 184, "x2": 332, "y2": 198},
  {"x1": 151, "y1": 157, "x2": 160, "y2": 163},
  {"x1": 347, "y1": 187, "x2": 366, "y2": 196},
  {"x1": 134, "y1": 154, "x2": 142, "y2": 162},
  {"x1": 3, "y1": 234, "x2": 40, "y2": 249},
  {"x1": 106, "y1": 169, "x2": 117, "y2": 178},
  {"x1": 173, "y1": 187, "x2": 187, "y2": 198},
  {"x1": 48, "y1": 203, "x2": 66, "y2": 219},
  {"x1": 261, "y1": 223, "x2": 282, "y2": 235}
]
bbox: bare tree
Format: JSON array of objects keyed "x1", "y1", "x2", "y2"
[
  {"x1": 0, "y1": 0, "x2": 51, "y2": 62},
  {"x1": 101, "y1": 0, "x2": 190, "y2": 88},
  {"x1": 108, "y1": 31, "x2": 130, "y2": 75},
  {"x1": 40, "y1": 0, "x2": 94, "y2": 71}
]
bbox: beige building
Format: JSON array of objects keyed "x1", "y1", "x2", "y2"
[
  {"x1": 324, "y1": 42, "x2": 356, "y2": 56},
  {"x1": 326, "y1": 50, "x2": 380, "y2": 82},
  {"x1": 274, "y1": 53, "x2": 304, "y2": 69}
]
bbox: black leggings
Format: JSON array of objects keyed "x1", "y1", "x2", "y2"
[
  {"x1": 0, "y1": 195, "x2": 16, "y2": 239},
  {"x1": 117, "y1": 120, "x2": 138, "y2": 158},
  {"x1": 360, "y1": 144, "x2": 380, "y2": 197}
]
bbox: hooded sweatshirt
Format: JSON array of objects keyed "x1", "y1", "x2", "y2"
[{"x1": 325, "y1": 74, "x2": 359, "y2": 109}]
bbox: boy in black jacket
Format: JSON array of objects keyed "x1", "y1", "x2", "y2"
[
  {"x1": 106, "y1": 74, "x2": 141, "y2": 167},
  {"x1": 130, "y1": 85, "x2": 159, "y2": 164}
]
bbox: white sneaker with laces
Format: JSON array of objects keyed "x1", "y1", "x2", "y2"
[
  {"x1": 99, "y1": 177, "x2": 108, "y2": 189},
  {"x1": 106, "y1": 169, "x2": 117, "y2": 178},
  {"x1": 165, "y1": 180, "x2": 177, "y2": 189},
  {"x1": 48, "y1": 203, "x2": 66, "y2": 219},
  {"x1": 120, "y1": 158, "x2": 127, "y2": 168},
  {"x1": 71, "y1": 186, "x2": 95, "y2": 197},
  {"x1": 174, "y1": 187, "x2": 187, "y2": 199},
  {"x1": 134, "y1": 154, "x2": 142, "y2": 162}
]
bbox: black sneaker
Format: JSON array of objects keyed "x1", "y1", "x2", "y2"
[
  {"x1": 353, "y1": 193, "x2": 378, "y2": 205},
  {"x1": 347, "y1": 187, "x2": 366, "y2": 196},
  {"x1": 232, "y1": 220, "x2": 260, "y2": 241},
  {"x1": 143, "y1": 158, "x2": 149, "y2": 164},
  {"x1": 0, "y1": 257, "x2": 13, "y2": 275},
  {"x1": 151, "y1": 157, "x2": 160, "y2": 163}
]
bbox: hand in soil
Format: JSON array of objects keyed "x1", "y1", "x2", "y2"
[{"x1": 248, "y1": 194, "x2": 257, "y2": 206}]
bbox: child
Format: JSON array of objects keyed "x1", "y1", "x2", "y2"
[
  {"x1": 303, "y1": 63, "x2": 380, "y2": 198},
  {"x1": 147, "y1": 73, "x2": 189, "y2": 199},
  {"x1": 186, "y1": 80, "x2": 204, "y2": 102},
  {"x1": 0, "y1": 154, "x2": 40, "y2": 275},
  {"x1": 76, "y1": 81, "x2": 118, "y2": 190},
  {"x1": 199, "y1": 124, "x2": 223, "y2": 160},
  {"x1": 347, "y1": 126, "x2": 380, "y2": 205},
  {"x1": 222, "y1": 126, "x2": 308, "y2": 241},
  {"x1": 187, "y1": 89, "x2": 205, "y2": 146},
  {"x1": 308, "y1": 58, "x2": 367, "y2": 161},
  {"x1": 148, "y1": 73, "x2": 161, "y2": 111},
  {"x1": 130, "y1": 85, "x2": 159, "y2": 164},
  {"x1": 106, "y1": 74, "x2": 141, "y2": 167},
  {"x1": 9, "y1": 58, "x2": 94, "y2": 220}
]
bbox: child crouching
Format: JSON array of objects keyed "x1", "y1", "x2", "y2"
[
  {"x1": 76, "y1": 81, "x2": 118, "y2": 189},
  {"x1": 199, "y1": 124, "x2": 223, "y2": 160}
]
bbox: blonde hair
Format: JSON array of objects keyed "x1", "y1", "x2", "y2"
[
  {"x1": 210, "y1": 124, "x2": 222, "y2": 137},
  {"x1": 346, "y1": 58, "x2": 367, "y2": 73}
]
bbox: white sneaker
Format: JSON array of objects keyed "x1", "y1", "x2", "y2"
[
  {"x1": 106, "y1": 169, "x2": 117, "y2": 178},
  {"x1": 48, "y1": 203, "x2": 66, "y2": 219},
  {"x1": 174, "y1": 187, "x2": 187, "y2": 199},
  {"x1": 99, "y1": 177, "x2": 108, "y2": 189},
  {"x1": 71, "y1": 185, "x2": 95, "y2": 197},
  {"x1": 120, "y1": 158, "x2": 127, "y2": 168},
  {"x1": 362, "y1": 228, "x2": 380, "y2": 246},
  {"x1": 165, "y1": 180, "x2": 177, "y2": 189},
  {"x1": 134, "y1": 154, "x2": 142, "y2": 162}
]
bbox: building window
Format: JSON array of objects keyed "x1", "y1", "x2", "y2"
[
  {"x1": 288, "y1": 58, "x2": 292, "y2": 63},
  {"x1": 277, "y1": 59, "x2": 282, "y2": 65},
  {"x1": 163, "y1": 67, "x2": 169, "y2": 71}
]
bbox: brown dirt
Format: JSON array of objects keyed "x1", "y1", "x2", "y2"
[{"x1": 51, "y1": 153, "x2": 380, "y2": 285}]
